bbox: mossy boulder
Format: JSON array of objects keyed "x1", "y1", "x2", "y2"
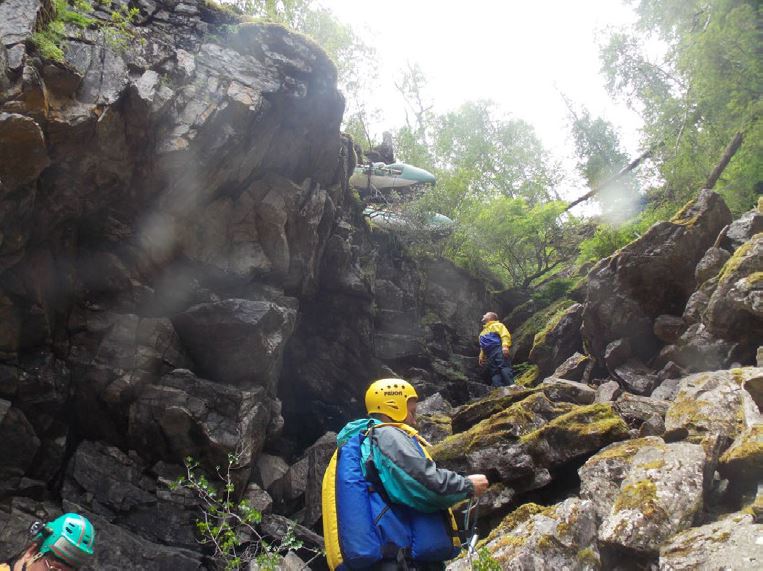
[
  {"x1": 659, "y1": 512, "x2": 763, "y2": 570},
  {"x1": 552, "y1": 352, "x2": 590, "y2": 382},
  {"x1": 598, "y1": 441, "x2": 706, "y2": 554},
  {"x1": 447, "y1": 498, "x2": 600, "y2": 571},
  {"x1": 718, "y1": 424, "x2": 763, "y2": 488},
  {"x1": 450, "y1": 385, "x2": 540, "y2": 434},
  {"x1": 416, "y1": 413, "x2": 452, "y2": 445},
  {"x1": 664, "y1": 368, "x2": 760, "y2": 445},
  {"x1": 512, "y1": 298, "x2": 576, "y2": 363},
  {"x1": 705, "y1": 233, "x2": 763, "y2": 344},
  {"x1": 613, "y1": 393, "x2": 669, "y2": 429},
  {"x1": 514, "y1": 363, "x2": 541, "y2": 387},
  {"x1": 540, "y1": 377, "x2": 596, "y2": 405},
  {"x1": 520, "y1": 403, "x2": 630, "y2": 467},
  {"x1": 579, "y1": 436, "x2": 666, "y2": 521},
  {"x1": 432, "y1": 392, "x2": 571, "y2": 471}
]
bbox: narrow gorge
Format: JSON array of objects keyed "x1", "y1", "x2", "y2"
[{"x1": 0, "y1": 1, "x2": 760, "y2": 569}]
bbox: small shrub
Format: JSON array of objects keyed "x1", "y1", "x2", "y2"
[{"x1": 170, "y1": 453, "x2": 322, "y2": 570}]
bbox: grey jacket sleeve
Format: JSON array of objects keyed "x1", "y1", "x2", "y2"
[{"x1": 371, "y1": 425, "x2": 473, "y2": 511}]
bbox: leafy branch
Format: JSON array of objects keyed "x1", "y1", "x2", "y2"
[{"x1": 169, "y1": 451, "x2": 322, "y2": 570}]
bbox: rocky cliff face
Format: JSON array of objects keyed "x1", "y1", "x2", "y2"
[
  {"x1": 2, "y1": 2, "x2": 760, "y2": 569},
  {"x1": 0, "y1": 1, "x2": 498, "y2": 567}
]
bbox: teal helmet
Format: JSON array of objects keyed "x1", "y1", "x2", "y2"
[{"x1": 33, "y1": 513, "x2": 95, "y2": 567}]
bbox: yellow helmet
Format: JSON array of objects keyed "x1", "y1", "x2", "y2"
[{"x1": 365, "y1": 378, "x2": 418, "y2": 422}]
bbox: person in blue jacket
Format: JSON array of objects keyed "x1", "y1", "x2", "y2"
[
  {"x1": 478, "y1": 311, "x2": 514, "y2": 387},
  {"x1": 326, "y1": 378, "x2": 488, "y2": 570}
]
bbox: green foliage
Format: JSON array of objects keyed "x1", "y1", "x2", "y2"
[
  {"x1": 31, "y1": 0, "x2": 142, "y2": 61},
  {"x1": 577, "y1": 224, "x2": 637, "y2": 263},
  {"x1": 531, "y1": 278, "x2": 575, "y2": 305},
  {"x1": 576, "y1": 198, "x2": 688, "y2": 263},
  {"x1": 104, "y1": 5, "x2": 141, "y2": 50},
  {"x1": 385, "y1": 68, "x2": 586, "y2": 290},
  {"x1": 601, "y1": 0, "x2": 761, "y2": 212},
  {"x1": 450, "y1": 197, "x2": 580, "y2": 288},
  {"x1": 566, "y1": 102, "x2": 641, "y2": 224},
  {"x1": 170, "y1": 453, "x2": 321, "y2": 570},
  {"x1": 32, "y1": 23, "x2": 66, "y2": 62}
]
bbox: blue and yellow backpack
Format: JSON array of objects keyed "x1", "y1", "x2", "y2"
[{"x1": 322, "y1": 422, "x2": 460, "y2": 570}]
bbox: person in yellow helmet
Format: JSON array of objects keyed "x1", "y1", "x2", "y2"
[
  {"x1": 478, "y1": 311, "x2": 514, "y2": 387},
  {"x1": 322, "y1": 379, "x2": 489, "y2": 570}
]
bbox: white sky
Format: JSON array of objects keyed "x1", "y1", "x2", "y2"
[{"x1": 321, "y1": 0, "x2": 645, "y2": 202}]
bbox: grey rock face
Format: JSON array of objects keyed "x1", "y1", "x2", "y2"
[
  {"x1": 173, "y1": 298, "x2": 297, "y2": 389},
  {"x1": 595, "y1": 380, "x2": 622, "y2": 403},
  {"x1": 417, "y1": 392, "x2": 454, "y2": 416},
  {"x1": 61, "y1": 440, "x2": 200, "y2": 549},
  {"x1": 605, "y1": 337, "x2": 632, "y2": 370},
  {"x1": 598, "y1": 440, "x2": 706, "y2": 554},
  {"x1": 303, "y1": 431, "x2": 337, "y2": 527},
  {"x1": 551, "y1": 352, "x2": 589, "y2": 382},
  {"x1": 528, "y1": 302, "x2": 584, "y2": 378},
  {"x1": 0, "y1": 0, "x2": 44, "y2": 45},
  {"x1": 650, "y1": 377, "x2": 681, "y2": 401},
  {"x1": 0, "y1": 112, "x2": 49, "y2": 192},
  {"x1": 718, "y1": 424, "x2": 763, "y2": 488},
  {"x1": 614, "y1": 393, "x2": 669, "y2": 429},
  {"x1": 128, "y1": 369, "x2": 272, "y2": 476},
  {"x1": 614, "y1": 358, "x2": 659, "y2": 395},
  {"x1": 582, "y1": 190, "x2": 732, "y2": 365},
  {"x1": 695, "y1": 246, "x2": 731, "y2": 285},
  {"x1": 721, "y1": 207, "x2": 763, "y2": 252},
  {"x1": 659, "y1": 512, "x2": 763, "y2": 570},
  {"x1": 256, "y1": 453, "x2": 290, "y2": 490},
  {"x1": 540, "y1": 377, "x2": 596, "y2": 405},
  {"x1": 0, "y1": 400, "x2": 40, "y2": 494},
  {"x1": 653, "y1": 315, "x2": 686, "y2": 344}
]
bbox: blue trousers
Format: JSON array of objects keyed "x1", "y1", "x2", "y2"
[{"x1": 486, "y1": 346, "x2": 514, "y2": 387}]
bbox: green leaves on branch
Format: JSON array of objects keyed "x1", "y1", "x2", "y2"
[
  {"x1": 452, "y1": 197, "x2": 580, "y2": 288},
  {"x1": 170, "y1": 454, "x2": 319, "y2": 570}
]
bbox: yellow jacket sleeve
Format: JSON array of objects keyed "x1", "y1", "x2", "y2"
[{"x1": 497, "y1": 322, "x2": 512, "y2": 349}]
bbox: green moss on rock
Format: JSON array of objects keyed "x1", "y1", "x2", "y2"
[
  {"x1": 589, "y1": 437, "x2": 663, "y2": 463},
  {"x1": 520, "y1": 403, "x2": 629, "y2": 446},
  {"x1": 670, "y1": 196, "x2": 703, "y2": 227},
  {"x1": 717, "y1": 237, "x2": 756, "y2": 283},
  {"x1": 719, "y1": 425, "x2": 763, "y2": 484},
  {"x1": 613, "y1": 479, "x2": 657, "y2": 511},
  {"x1": 483, "y1": 503, "x2": 549, "y2": 543},
  {"x1": 577, "y1": 547, "x2": 598, "y2": 565},
  {"x1": 512, "y1": 298, "x2": 575, "y2": 357},
  {"x1": 450, "y1": 386, "x2": 540, "y2": 432},
  {"x1": 515, "y1": 364, "x2": 540, "y2": 387},
  {"x1": 433, "y1": 393, "x2": 571, "y2": 462},
  {"x1": 532, "y1": 301, "x2": 576, "y2": 349}
]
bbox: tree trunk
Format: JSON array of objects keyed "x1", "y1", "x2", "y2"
[
  {"x1": 705, "y1": 131, "x2": 744, "y2": 190},
  {"x1": 565, "y1": 148, "x2": 653, "y2": 212}
]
